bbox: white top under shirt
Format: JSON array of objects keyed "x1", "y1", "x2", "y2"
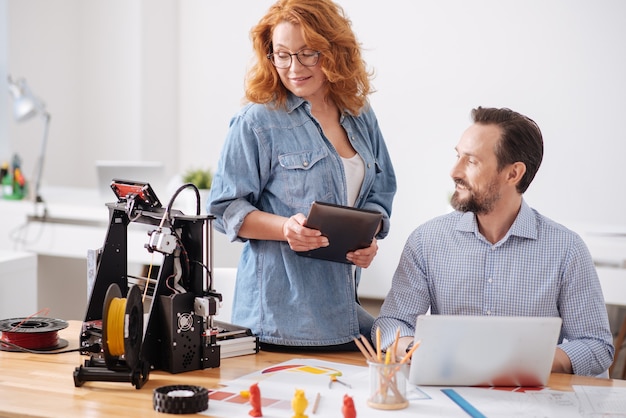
[{"x1": 342, "y1": 153, "x2": 365, "y2": 206}]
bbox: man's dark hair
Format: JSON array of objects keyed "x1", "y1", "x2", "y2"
[{"x1": 472, "y1": 106, "x2": 544, "y2": 193}]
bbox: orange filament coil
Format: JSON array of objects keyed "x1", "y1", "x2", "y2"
[
  {"x1": 101, "y1": 283, "x2": 144, "y2": 370},
  {"x1": 105, "y1": 297, "x2": 127, "y2": 356}
]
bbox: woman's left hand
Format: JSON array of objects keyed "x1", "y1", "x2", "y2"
[{"x1": 345, "y1": 238, "x2": 378, "y2": 268}]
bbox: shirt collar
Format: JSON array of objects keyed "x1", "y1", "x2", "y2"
[
  {"x1": 285, "y1": 92, "x2": 307, "y2": 113},
  {"x1": 456, "y1": 199, "x2": 538, "y2": 242},
  {"x1": 284, "y1": 92, "x2": 348, "y2": 122}
]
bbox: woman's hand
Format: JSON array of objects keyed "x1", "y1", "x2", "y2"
[
  {"x1": 283, "y1": 213, "x2": 329, "y2": 252},
  {"x1": 346, "y1": 238, "x2": 378, "y2": 268}
]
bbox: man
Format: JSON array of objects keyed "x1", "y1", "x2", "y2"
[{"x1": 374, "y1": 107, "x2": 614, "y2": 376}]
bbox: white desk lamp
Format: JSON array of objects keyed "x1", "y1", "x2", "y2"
[{"x1": 7, "y1": 75, "x2": 51, "y2": 204}]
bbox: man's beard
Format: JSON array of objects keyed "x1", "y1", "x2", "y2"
[{"x1": 450, "y1": 178, "x2": 501, "y2": 214}]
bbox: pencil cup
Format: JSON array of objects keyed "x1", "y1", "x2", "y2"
[{"x1": 366, "y1": 360, "x2": 409, "y2": 410}]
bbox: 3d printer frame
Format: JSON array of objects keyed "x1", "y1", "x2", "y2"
[{"x1": 74, "y1": 180, "x2": 222, "y2": 389}]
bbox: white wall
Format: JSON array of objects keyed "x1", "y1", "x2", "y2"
[
  {"x1": 179, "y1": 0, "x2": 626, "y2": 298},
  {"x1": 3, "y1": 0, "x2": 178, "y2": 188},
  {"x1": 3, "y1": 0, "x2": 626, "y2": 298},
  {"x1": 0, "y1": 0, "x2": 8, "y2": 159}
]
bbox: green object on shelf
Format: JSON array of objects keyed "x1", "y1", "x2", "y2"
[
  {"x1": 3, "y1": 192, "x2": 24, "y2": 200},
  {"x1": 1, "y1": 172, "x2": 26, "y2": 200},
  {"x1": 1, "y1": 172, "x2": 13, "y2": 199},
  {"x1": 182, "y1": 167, "x2": 212, "y2": 190}
]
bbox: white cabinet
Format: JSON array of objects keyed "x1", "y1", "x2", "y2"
[{"x1": 0, "y1": 251, "x2": 37, "y2": 319}]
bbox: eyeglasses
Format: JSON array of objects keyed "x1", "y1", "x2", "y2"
[{"x1": 267, "y1": 49, "x2": 321, "y2": 69}]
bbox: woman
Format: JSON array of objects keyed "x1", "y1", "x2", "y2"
[{"x1": 208, "y1": 0, "x2": 396, "y2": 350}]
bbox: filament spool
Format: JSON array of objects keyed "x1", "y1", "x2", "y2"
[
  {"x1": 0, "y1": 317, "x2": 68, "y2": 352},
  {"x1": 102, "y1": 283, "x2": 143, "y2": 370}
]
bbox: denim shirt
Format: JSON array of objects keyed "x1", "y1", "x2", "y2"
[{"x1": 208, "y1": 93, "x2": 397, "y2": 345}]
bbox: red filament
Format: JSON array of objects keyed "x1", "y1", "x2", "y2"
[{"x1": 1, "y1": 329, "x2": 60, "y2": 349}]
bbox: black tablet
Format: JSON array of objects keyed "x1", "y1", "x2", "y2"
[{"x1": 295, "y1": 201, "x2": 383, "y2": 264}]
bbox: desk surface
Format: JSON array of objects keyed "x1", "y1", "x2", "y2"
[{"x1": 1, "y1": 321, "x2": 625, "y2": 418}]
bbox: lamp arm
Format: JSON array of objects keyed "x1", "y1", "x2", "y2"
[{"x1": 33, "y1": 112, "x2": 51, "y2": 204}]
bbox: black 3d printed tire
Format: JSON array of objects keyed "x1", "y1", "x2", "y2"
[{"x1": 153, "y1": 385, "x2": 209, "y2": 414}]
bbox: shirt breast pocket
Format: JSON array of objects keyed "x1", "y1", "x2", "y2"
[{"x1": 277, "y1": 148, "x2": 332, "y2": 211}]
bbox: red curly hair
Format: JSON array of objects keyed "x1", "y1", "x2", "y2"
[{"x1": 245, "y1": 0, "x2": 373, "y2": 115}]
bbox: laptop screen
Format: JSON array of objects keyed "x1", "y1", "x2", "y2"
[{"x1": 95, "y1": 160, "x2": 166, "y2": 202}]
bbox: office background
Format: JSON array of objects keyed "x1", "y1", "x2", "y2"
[{"x1": 1, "y1": 0, "x2": 625, "y2": 297}]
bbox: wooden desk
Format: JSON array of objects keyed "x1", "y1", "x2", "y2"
[{"x1": 1, "y1": 321, "x2": 625, "y2": 418}]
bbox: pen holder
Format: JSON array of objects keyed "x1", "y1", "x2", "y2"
[{"x1": 366, "y1": 360, "x2": 409, "y2": 410}]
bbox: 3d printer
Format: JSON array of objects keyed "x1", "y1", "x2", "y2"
[{"x1": 73, "y1": 179, "x2": 225, "y2": 389}]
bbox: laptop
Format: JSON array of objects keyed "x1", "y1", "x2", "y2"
[
  {"x1": 408, "y1": 315, "x2": 562, "y2": 387},
  {"x1": 96, "y1": 160, "x2": 166, "y2": 202},
  {"x1": 295, "y1": 201, "x2": 382, "y2": 264}
]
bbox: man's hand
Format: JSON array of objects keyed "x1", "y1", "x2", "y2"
[
  {"x1": 395, "y1": 336, "x2": 414, "y2": 363},
  {"x1": 551, "y1": 347, "x2": 573, "y2": 374}
]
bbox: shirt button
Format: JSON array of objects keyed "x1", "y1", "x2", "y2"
[
  {"x1": 487, "y1": 278, "x2": 493, "y2": 283},
  {"x1": 486, "y1": 310, "x2": 492, "y2": 315},
  {"x1": 303, "y1": 161, "x2": 309, "y2": 167}
]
